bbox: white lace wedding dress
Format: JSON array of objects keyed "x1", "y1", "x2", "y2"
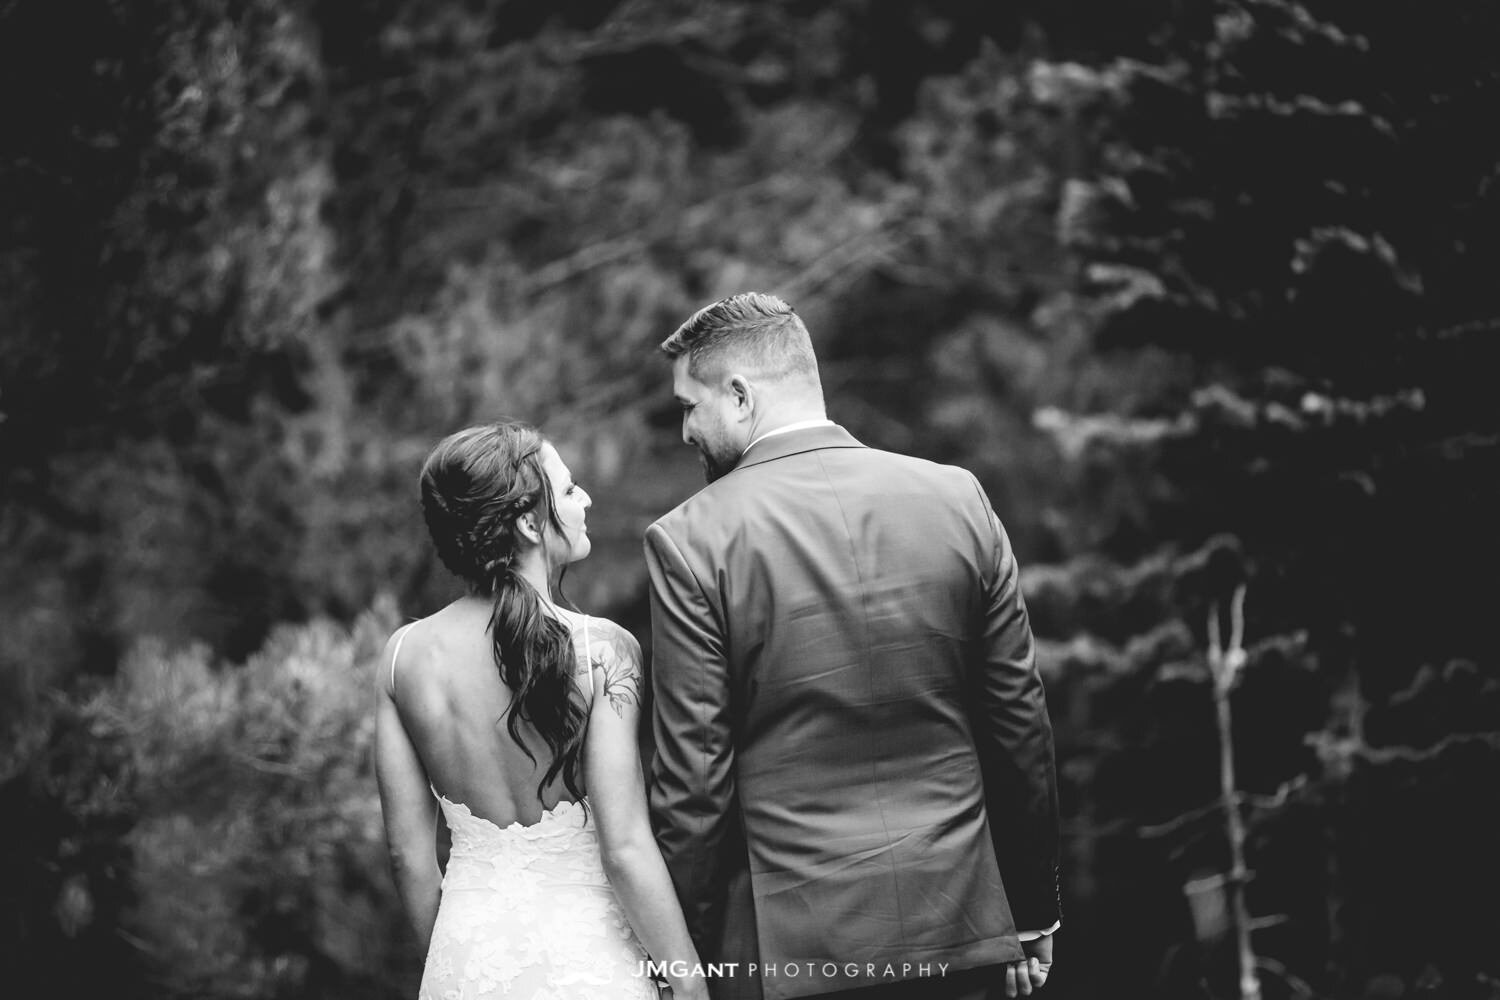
[{"x1": 407, "y1": 616, "x2": 660, "y2": 1000}]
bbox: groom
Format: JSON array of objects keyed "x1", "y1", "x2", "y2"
[{"x1": 644, "y1": 293, "x2": 1060, "y2": 1000}]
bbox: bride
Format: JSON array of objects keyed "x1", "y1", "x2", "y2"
[{"x1": 375, "y1": 422, "x2": 707, "y2": 1000}]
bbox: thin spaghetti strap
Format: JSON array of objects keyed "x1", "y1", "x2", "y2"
[{"x1": 388, "y1": 622, "x2": 414, "y2": 696}]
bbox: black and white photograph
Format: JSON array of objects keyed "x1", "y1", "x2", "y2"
[{"x1": 3, "y1": 2, "x2": 1497, "y2": 999}]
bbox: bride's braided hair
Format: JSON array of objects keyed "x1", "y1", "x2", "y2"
[{"x1": 418, "y1": 422, "x2": 588, "y2": 805}]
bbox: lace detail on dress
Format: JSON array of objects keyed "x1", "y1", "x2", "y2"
[
  {"x1": 417, "y1": 796, "x2": 658, "y2": 1000},
  {"x1": 436, "y1": 797, "x2": 599, "y2": 892}
]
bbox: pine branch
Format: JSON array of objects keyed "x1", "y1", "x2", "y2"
[
  {"x1": 1033, "y1": 406, "x2": 1192, "y2": 460},
  {"x1": 1426, "y1": 316, "x2": 1500, "y2": 340},
  {"x1": 1204, "y1": 93, "x2": 1395, "y2": 138},
  {"x1": 1240, "y1": 0, "x2": 1372, "y2": 52},
  {"x1": 1308, "y1": 731, "x2": 1500, "y2": 766}
]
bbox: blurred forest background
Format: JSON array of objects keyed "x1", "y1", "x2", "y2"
[{"x1": 3, "y1": 0, "x2": 1499, "y2": 998}]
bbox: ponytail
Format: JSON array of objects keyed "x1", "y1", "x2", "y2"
[
  {"x1": 419, "y1": 422, "x2": 590, "y2": 804},
  {"x1": 489, "y1": 560, "x2": 588, "y2": 804}
]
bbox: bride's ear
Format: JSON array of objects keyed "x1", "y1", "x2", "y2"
[{"x1": 516, "y1": 512, "x2": 542, "y2": 546}]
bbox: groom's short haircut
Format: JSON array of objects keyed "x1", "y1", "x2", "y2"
[{"x1": 661, "y1": 292, "x2": 821, "y2": 387}]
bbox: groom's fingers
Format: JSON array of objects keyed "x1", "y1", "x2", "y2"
[{"x1": 1005, "y1": 960, "x2": 1037, "y2": 997}]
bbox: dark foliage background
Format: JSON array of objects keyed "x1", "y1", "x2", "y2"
[{"x1": 2, "y1": 2, "x2": 1498, "y2": 998}]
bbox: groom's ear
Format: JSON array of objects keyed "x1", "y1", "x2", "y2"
[{"x1": 728, "y1": 374, "x2": 754, "y2": 419}]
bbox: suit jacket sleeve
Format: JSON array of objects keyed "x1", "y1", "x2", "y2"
[
  {"x1": 968, "y1": 475, "x2": 1062, "y2": 930},
  {"x1": 644, "y1": 521, "x2": 737, "y2": 951}
]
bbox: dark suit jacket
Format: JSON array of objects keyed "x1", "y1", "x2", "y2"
[{"x1": 645, "y1": 425, "x2": 1060, "y2": 1000}]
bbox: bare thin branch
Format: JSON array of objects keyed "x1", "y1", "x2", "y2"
[
  {"x1": 1229, "y1": 583, "x2": 1247, "y2": 657},
  {"x1": 1139, "y1": 798, "x2": 1227, "y2": 839}
]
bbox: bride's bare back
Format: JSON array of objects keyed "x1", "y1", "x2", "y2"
[{"x1": 388, "y1": 598, "x2": 588, "y2": 829}]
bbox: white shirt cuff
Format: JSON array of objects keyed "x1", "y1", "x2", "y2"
[{"x1": 1016, "y1": 921, "x2": 1061, "y2": 942}]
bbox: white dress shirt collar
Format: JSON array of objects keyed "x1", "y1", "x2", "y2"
[{"x1": 742, "y1": 419, "x2": 836, "y2": 456}]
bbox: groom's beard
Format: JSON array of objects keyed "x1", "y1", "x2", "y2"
[{"x1": 699, "y1": 447, "x2": 739, "y2": 484}]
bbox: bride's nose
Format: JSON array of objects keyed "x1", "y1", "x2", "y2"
[{"x1": 580, "y1": 487, "x2": 592, "y2": 510}]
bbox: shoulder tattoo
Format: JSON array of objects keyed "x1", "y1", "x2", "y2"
[{"x1": 593, "y1": 629, "x2": 642, "y2": 718}]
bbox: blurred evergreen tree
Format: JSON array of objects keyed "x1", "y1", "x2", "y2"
[
  {"x1": 0, "y1": 0, "x2": 336, "y2": 702},
  {"x1": 1012, "y1": 2, "x2": 1500, "y2": 996}
]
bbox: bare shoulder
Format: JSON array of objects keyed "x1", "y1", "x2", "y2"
[
  {"x1": 583, "y1": 617, "x2": 644, "y2": 717},
  {"x1": 586, "y1": 617, "x2": 641, "y2": 658},
  {"x1": 377, "y1": 603, "x2": 472, "y2": 699}
]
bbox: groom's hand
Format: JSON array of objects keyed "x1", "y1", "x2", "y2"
[{"x1": 1004, "y1": 933, "x2": 1054, "y2": 997}]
